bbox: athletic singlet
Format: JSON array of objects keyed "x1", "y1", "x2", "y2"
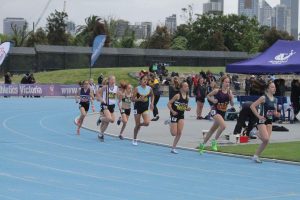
[
  {"x1": 102, "y1": 85, "x2": 118, "y2": 105},
  {"x1": 196, "y1": 84, "x2": 206, "y2": 99},
  {"x1": 121, "y1": 92, "x2": 132, "y2": 108},
  {"x1": 80, "y1": 88, "x2": 90, "y2": 103},
  {"x1": 172, "y1": 92, "x2": 189, "y2": 116},
  {"x1": 260, "y1": 94, "x2": 277, "y2": 120},
  {"x1": 136, "y1": 85, "x2": 151, "y2": 104},
  {"x1": 214, "y1": 89, "x2": 230, "y2": 112}
]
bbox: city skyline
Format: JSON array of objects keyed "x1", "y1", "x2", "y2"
[{"x1": 0, "y1": 0, "x2": 294, "y2": 35}]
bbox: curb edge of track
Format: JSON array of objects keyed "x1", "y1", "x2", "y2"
[{"x1": 77, "y1": 113, "x2": 300, "y2": 166}]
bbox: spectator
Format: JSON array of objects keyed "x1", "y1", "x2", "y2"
[
  {"x1": 200, "y1": 70, "x2": 206, "y2": 80},
  {"x1": 4, "y1": 72, "x2": 12, "y2": 98},
  {"x1": 186, "y1": 75, "x2": 193, "y2": 97},
  {"x1": 291, "y1": 79, "x2": 300, "y2": 122},
  {"x1": 28, "y1": 73, "x2": 36, "y2": 84},
  {"x1": 97, "y1": 73, "x2": 104, "y2": 87},
  {"x1": 168, "y1": 76, "x2": 180, "y2": 100},
  {"x1": 4, "y1": 72, "x2": 12, "y2": 84},
  {"x1": 245, "y1": 76, "x2": 251, "y2": 96},
  {"x1": 21, "y1": 73, "x2": 29, "y2": 84},
  {"x1": 192, "y1": 74, "x2": 199, "y2": 89},
  {"x1": 89, "y1": 78, "x2": 97, "y2": 95},
  {"x1": 149, "y1": 73, "x2": 161, "y2": 121},
  {"x1": 193, "y1": 76, "x2": 207, "y2": 119}
]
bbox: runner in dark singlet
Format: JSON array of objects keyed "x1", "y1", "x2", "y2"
[
  {"x1": 250, "y1": 81, "x2": 280, "y2": 163},
  {"x1": 199, "y1": 75, "x2": 234, "y2": 153},
  {"x1": 75, "y1": 80, "x2": 94, "y2": 135},
  {"x1": 168, "y1": 82, "x2": 191, "y2": 154}
]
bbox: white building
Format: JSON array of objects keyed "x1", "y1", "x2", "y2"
[
  {"x1": 165, "y1": 14, "x2": 177, "y2": 35},
  {"x1": 3, "y1": 17, "x2": 26, "y2": 36}
]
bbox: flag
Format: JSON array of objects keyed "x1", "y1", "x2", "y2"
[
  {"x1": 0, "y1": 42, "x2": 10, "y2": 66},
  {"x1": 91, "y1": 35, "x2": 106, "y2": 67}
]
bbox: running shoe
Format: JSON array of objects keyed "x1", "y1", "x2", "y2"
[
  {"x1": 211, "y1": 139, "x2": 218, "y2": 151},
  {"x1": 96, "y1": 117, "x2": 101, "y2": 126},
  {"x1": 117, "y1": 117, "x2": 121, "y2": 126},
  {"x1": 132, "y1": 139, "x2": 138, "y2": 146},
  {"x1": 252, "y1": 155, "x2": 262, "y2": 163},
  {"x1": 171, "y1": 149, "x2": 178, "y2": 154},
  {"x1": 98, "y1": 133, "x2": 104, "y2": 142},
  {"x1": 198, "y1": 143, "x2": 205, "y2": 154},
  {"x1": 151, "y1": 116, "x2": 160, "y2": 121},
  {"x1": 119, "y1": 135, "x2": 124, "y2": 140}
]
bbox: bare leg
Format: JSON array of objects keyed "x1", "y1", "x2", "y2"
[
  {"x1": 203, "y1": 117, "x2": 220, "y2": 144},
  {"x1": 214, "y1": 115, "x2": 226, "y2": 140},
  {"x1": 134, "y1": 114, "x2": 141, "y2": 140},
  {"x1": 198, "y1": 102, "x2": 204, "y2": 118},
  {"x1": 172, "y1": 120, "x2": 184, "y2": 149},
  {"x1": 170, "y1": 122, "x2": 177, "y2": 137},
  {"x1": 255, "y1": 124, "x2": 271, "y2": 156},
  {"x1": 120, "y1": 114, "x2": 128, "y2": 135}
]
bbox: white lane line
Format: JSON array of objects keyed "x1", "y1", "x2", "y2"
[
  {"x1": 0, "y1": 157, "x2": 217, "y2": 199},
  {"x1": 4, "y1": 113, "x2": 300, "y2": 187},
  {"x1": 0, "y1": 172, "x2": 127, "y2": 200}
]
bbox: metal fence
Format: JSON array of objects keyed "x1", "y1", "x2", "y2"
[{"x1": 1, "y1": 45, "x2": 255, "y2": 74}]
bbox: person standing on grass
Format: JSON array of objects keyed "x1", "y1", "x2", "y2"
[
  {"x1": 149, "y1": 73, "x2": 161, "y2": 121},
  {"x1": 116, "y1": 81, "x2": 133, "y2": 140},
  {"x1": 167, "y1": 81, "x2": 191, "y2": 154},
  {"x1": 132, "y1": 75, "x2": 154, "y2": 146},
  {"x1": 75, "y1": 80, "x2": 94, "y2": 135},
  {"x1": 250, "y1": 81, "x2": 280, "y2": 163},
  {"x1": 96, "y1": 75, "x2": 118, "y2": 142},
  {"x1": 194, "y1": 76, "x2": 207, "y2": 120},
  {"x1": 199, "y1": 75, "x2": 234, "y2": 153}
]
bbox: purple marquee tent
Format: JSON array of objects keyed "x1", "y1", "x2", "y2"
[{"x1": 226, "y1": 40, "x2": 300, "y2": 74}]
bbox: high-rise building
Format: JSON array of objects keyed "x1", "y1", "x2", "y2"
[
  {"x1": 3, "y1": 17, "x2": 26, "y2": 36},
  {"x1": 165, "y1": 14, "x2": 177, "y2": 35},
  {"x1": 129, "y1": 23, "x2": 144, "y2": 39},
  {"x1": 259, "y1": 0, "x2": 273, "y2": 27},
  {"x1": 141, "y1": 22, "x2": 152, "y2": 38},
  {"x1": 238, "y1": 0, "x2": 259, "y2": 19},
  {"x1": 66, "y1": 21, "x2": 76, "y2": 35},
  {"x1": 203, "y1": 0, "x2": 224, "y2": 15},
  {"x1": 280, "y1": 0, "x2": 298, "y2": 39},
  {"x1": 115, "y1": 20, "x2": 129, "y2": 38},
  {"x1": 273, "y1": 4, "x2": 291, "y2": 34}
]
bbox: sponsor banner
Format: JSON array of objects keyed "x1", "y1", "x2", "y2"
[{"x1": 0, "y1": 84, "x2": 79, "y2": 96}]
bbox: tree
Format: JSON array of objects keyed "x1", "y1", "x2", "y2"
[
  {"x1": 75, "y1": 15, "x2": 101, "y2": 46},
  {"x1": 146, "y1": 26, "x2": 171, "y2": 49},
  {"x1": 259, "y1": 27, "x2": 293, "y2": 52},
  {"x1": 46, "y1": 10, "x2": 69, "y2": 45},
  {"x1": 187, "y1": 14, "x2": 262, "y2": 52},
  {"x1": 171, "y1": 36, "x2": 188, "y2": 50},
  {"x1": 26, "y1": 27, "x2": 48, "y2": 46},
  {"x1": 120, "y1": 30, "x2": 135, "y2": 48},
  {"x1": 11, "y1": 22, "x2": 30, "y2": 47}
]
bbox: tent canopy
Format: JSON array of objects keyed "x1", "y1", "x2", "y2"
[{"x1": 226, "y1": 40, "x2": 300, "y2": 74}]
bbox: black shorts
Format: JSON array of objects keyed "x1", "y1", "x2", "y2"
[
  {"x1": 257, "y1": 118, "x2": 272, "y2": 125},
  {"x1": 121, "y1": 108, "x2": 131, "y2": 116},
  {"x1": 79, "y1": 102, "x2": 89, "y2": 112},
  {"x1": 134, "y1": 103, "x2": 148, "y2": 115},
  {"x1": 211, "y1": 109, "x2": 226, "y2": 119},
  {"x1": 196, "y1": 97, "x2": 205, "y2": 103},
  {"x1": 170, "y1": 114, "x2": 184, "y2": 123},
  {"x1": 101, "y1": 104, "x2": 115, "y2": 113}
]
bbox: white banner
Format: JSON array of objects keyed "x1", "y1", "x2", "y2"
[{"x1": 0, "y1": 42, "x2": 10, "y2": 66}]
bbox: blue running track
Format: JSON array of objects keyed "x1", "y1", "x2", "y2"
[{"x1": 0, "y1": 98, "x2": 299, "y2": 200}]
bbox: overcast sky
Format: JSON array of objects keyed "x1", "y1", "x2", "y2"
[{"x1": 0, "y1": 0, "x2": 282, "y2": 33}]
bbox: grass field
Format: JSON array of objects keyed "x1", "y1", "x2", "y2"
[
  {"x1": 219, "y1": 141, "x2": 300, "y2": 162},
  {"x1": 1, "y1": 66, "x2": 225, "y2": 85}
]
